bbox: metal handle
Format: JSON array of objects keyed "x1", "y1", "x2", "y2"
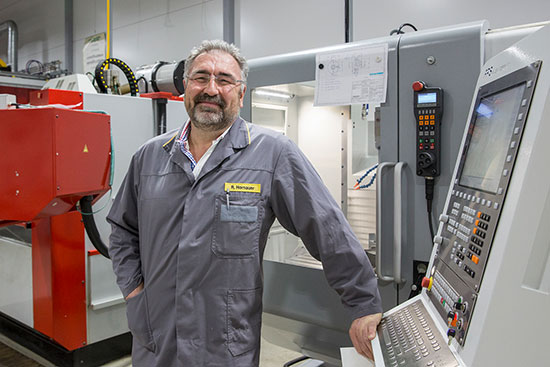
[
  {"x1": 376, "y1": 162, "x2": 395, "y2": 282},
  {"x1": 393, "y1": 162, "x2": 406, "y2": 285},
  {"x1": 375, "y1": 161, "x2": 406, "y2": 283}
]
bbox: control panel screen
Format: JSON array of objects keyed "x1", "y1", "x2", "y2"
[
  {"x1": 417, "y1": 92, "x2": 437, "y2": 104},
  {"x1": 459, "y1": 83, "x2": 525, "y2": 193}
]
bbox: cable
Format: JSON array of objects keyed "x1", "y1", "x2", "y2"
[
  {"x1": 79, "y1": 195, "x2": 110, "y2": 259},
  {"x1": 94, "y1": 58, "x2": 138, "y2": 96},
  {"x1": 137, "y1": 75, "x2": 148, "y2": 93},
  {"x1": 77, "y1": 109, "x2": 114, "y2": 259},
  {"x1": 425, "y1": 177, "x2": 435, "y2": 241},
  {"x1": 354, "y1": 163, "x2": 378, "y2": 190},
  {"x1": 390, "y1": 22, "x2": 418, "y2": 35},
  {"x1": 77, "y1": 189, "x2": 112, "y2": 215},
  {"x1": 85, "y1": 71, "x2": 98, "y2": 88},
  {"x1": 398, "y1": 23, "x2": 418, "y2": 33}
]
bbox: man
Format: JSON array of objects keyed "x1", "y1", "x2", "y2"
[{"x1": 108, "y1": 40, "x2": 382, "y2": 367}]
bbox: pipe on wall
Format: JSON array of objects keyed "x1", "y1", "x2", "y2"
[
  {"x1": 345, "y1": 0, "x2": 353, "y2": 43},
  {"x1": 0, "y1": 20, "x2": 18, "y2": 71},
  {"x1": 223, "y1": 0, "x2": 235, "y2": 45},
  {"x1": 65, "y1": 0, "x2": 73, "y2": 72}
]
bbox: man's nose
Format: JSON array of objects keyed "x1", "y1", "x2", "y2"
[{"x1": 203, "y1": 77, "x2": 219, "y2": 96}]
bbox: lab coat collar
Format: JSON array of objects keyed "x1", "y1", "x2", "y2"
[
  {"x1": 162, "y1": 124, "x2": 184, "y2": 154},
  {"x1": 225, "y1": 116, "x2": 251, "y2": 150},
  {"x1": 163, "y1": 124, "x2": 195, "y2": 181}
]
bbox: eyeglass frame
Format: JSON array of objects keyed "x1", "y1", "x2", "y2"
[{"x1": 185, "y1": 72, "x2": 246, "y2": 90}]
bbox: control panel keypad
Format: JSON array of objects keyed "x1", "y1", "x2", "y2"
[
  {"x1": 469, "y1": 244, "x2": 482, "y2": 255},
  {"x1": 471, "y1": 236, "x2": 483, "y2": 247},
  {"x1": 441, "y1": 194, "x2": 500, "y2": 285},
  {"x1": 418, "y1": 113, "x2": 436, "y2": 151},
  {"x1": 378, "y1": 300, "x2": 459, "y2": 367},
  {"x1": 439, "y1": 191, "x2": 505, "y2": 344}
]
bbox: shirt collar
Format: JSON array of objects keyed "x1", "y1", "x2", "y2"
[{"x1": 176, "y1": 119, "x2": 232, "y2": 150}]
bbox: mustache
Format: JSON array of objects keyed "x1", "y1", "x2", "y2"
[{"x1": 194, "y1": 94, "x2": 226, "y2": 108}]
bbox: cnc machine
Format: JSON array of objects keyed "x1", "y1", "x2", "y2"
[
  {"x1": 243, "y1": 21, "x2": 548, "y2": 365},
  {"x1": 373, "y1": 23, "x2": 550, "y2": 367}
]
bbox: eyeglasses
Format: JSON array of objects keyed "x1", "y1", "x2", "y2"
[{"x1": 187, "y1": 73, "x2": 245, "y2": 88}]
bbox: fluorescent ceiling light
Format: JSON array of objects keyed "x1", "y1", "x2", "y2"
[{"x1": 254, "y1": 89, "x2": 294, "y2": 99}]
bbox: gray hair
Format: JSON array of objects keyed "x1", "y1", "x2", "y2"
[{"x1": 184, "y1": 40, "x2": 248, "y2": 84}]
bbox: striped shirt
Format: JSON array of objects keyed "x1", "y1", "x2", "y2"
[{"x1": 176, "y1": 120, "x2": 231, "y2": 179}]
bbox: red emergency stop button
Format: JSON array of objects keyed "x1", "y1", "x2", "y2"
[
  {"x1": 421, "y1": 276, "x2": 433, "y2": 290},
  {"x1": 412, "y1": 81, "x2": 425, "y2": 91}
]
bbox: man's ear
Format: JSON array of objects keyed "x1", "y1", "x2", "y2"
[{"x1": 239, "y1": 85, "x2": 247, "y2": 108}]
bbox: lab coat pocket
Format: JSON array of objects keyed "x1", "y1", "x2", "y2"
[
  {"x1": 226, "y1": 288, "x2": 262, "y2": 357},
  {"x1": 212, "y1": 194, "x2": 263, "y2": 258},
  {"x1": 125, "y1": 289, "x2": 157, "y2": 353}
]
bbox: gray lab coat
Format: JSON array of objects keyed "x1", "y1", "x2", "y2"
[{"x1": 107, "y1": 117, "x2": 382, "y2": 367}]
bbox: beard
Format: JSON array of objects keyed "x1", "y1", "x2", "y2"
[{"x1": 189, "y1": 94, "x2": 239, "y2": 132}]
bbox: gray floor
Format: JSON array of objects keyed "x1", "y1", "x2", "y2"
[
  {"x1": 0, "y1": 332, "x2": 307, "y2": 367},
  {"x1": 101, "y1": 337, "x2": 306, "y2": 367}
]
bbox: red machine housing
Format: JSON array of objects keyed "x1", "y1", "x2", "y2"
[
  {"x1": 0, "y1": 108, "x2": 110, "y2": 224},
  {"x1": 0, "y1": 107, "x2": 111, "y2": 350},
  {"x1": 29, "y1": 89, "x2": 84, "y2": 109}
]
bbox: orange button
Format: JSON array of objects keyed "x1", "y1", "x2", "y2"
[
  {"x1": 477, "y1": 212, "x2": 482, "y2": 218},
  {"x1": 451, "y1": 316, "x2": 458, "y2": 327},
  {"x1": 475, "y1": 219, "x2": 480, "y2": 226},
  {"x1": 430, "y1": 115, "x2": 435, "y2": 119},
  {"x1": 430, "y1": 120, "x2": 435, "y2": 125},
  {"x1": 419, "y1": 121, "x2": 424, "y2": 126},
  {"x1": 472, "y1": 255, "x2": 479, "y2": 264},
  {"x1": 473, "y1": 228, "x2": 477, "y2": 234},
  {"x1": 419, "y1": 115, "x2": 424, "y2": 120}
]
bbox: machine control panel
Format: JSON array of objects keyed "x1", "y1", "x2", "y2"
[
  {"x1": 413, "y1": 81, "x2": 444, "y2": 177},
  {"x1": 426, "y1": 61, "x2": 541, "y2": 346},
  {"x1": 377, "y1": 60, "x2": 541, "y2": 366}
]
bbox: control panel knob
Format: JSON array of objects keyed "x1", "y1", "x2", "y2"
[
  {"x1": 447, "y1": 328, "x2": 457, "y2": 345},
  {"x1": 439, "y1": 214, "x2": 449, "y2": 223},
  {"x1": 434, "y1": 235, "x2": 443, "y2": 245},
  {"x1": 447, "y1": 311, "x2": 458, "y2": 327},
  {"x1": 418, "y1": 151, "x2": 436, "y2": 168},
  {"x1": 453, "y1": 297, "x2": 463, "y2": 311}
]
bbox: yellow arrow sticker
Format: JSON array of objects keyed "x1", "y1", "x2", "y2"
[
  {"x1": 83, "y1": 144, "x2": 89, "y2": 153},
  {"x1": 224, "y1": 183, "x2": 261, "y2": 193}
]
